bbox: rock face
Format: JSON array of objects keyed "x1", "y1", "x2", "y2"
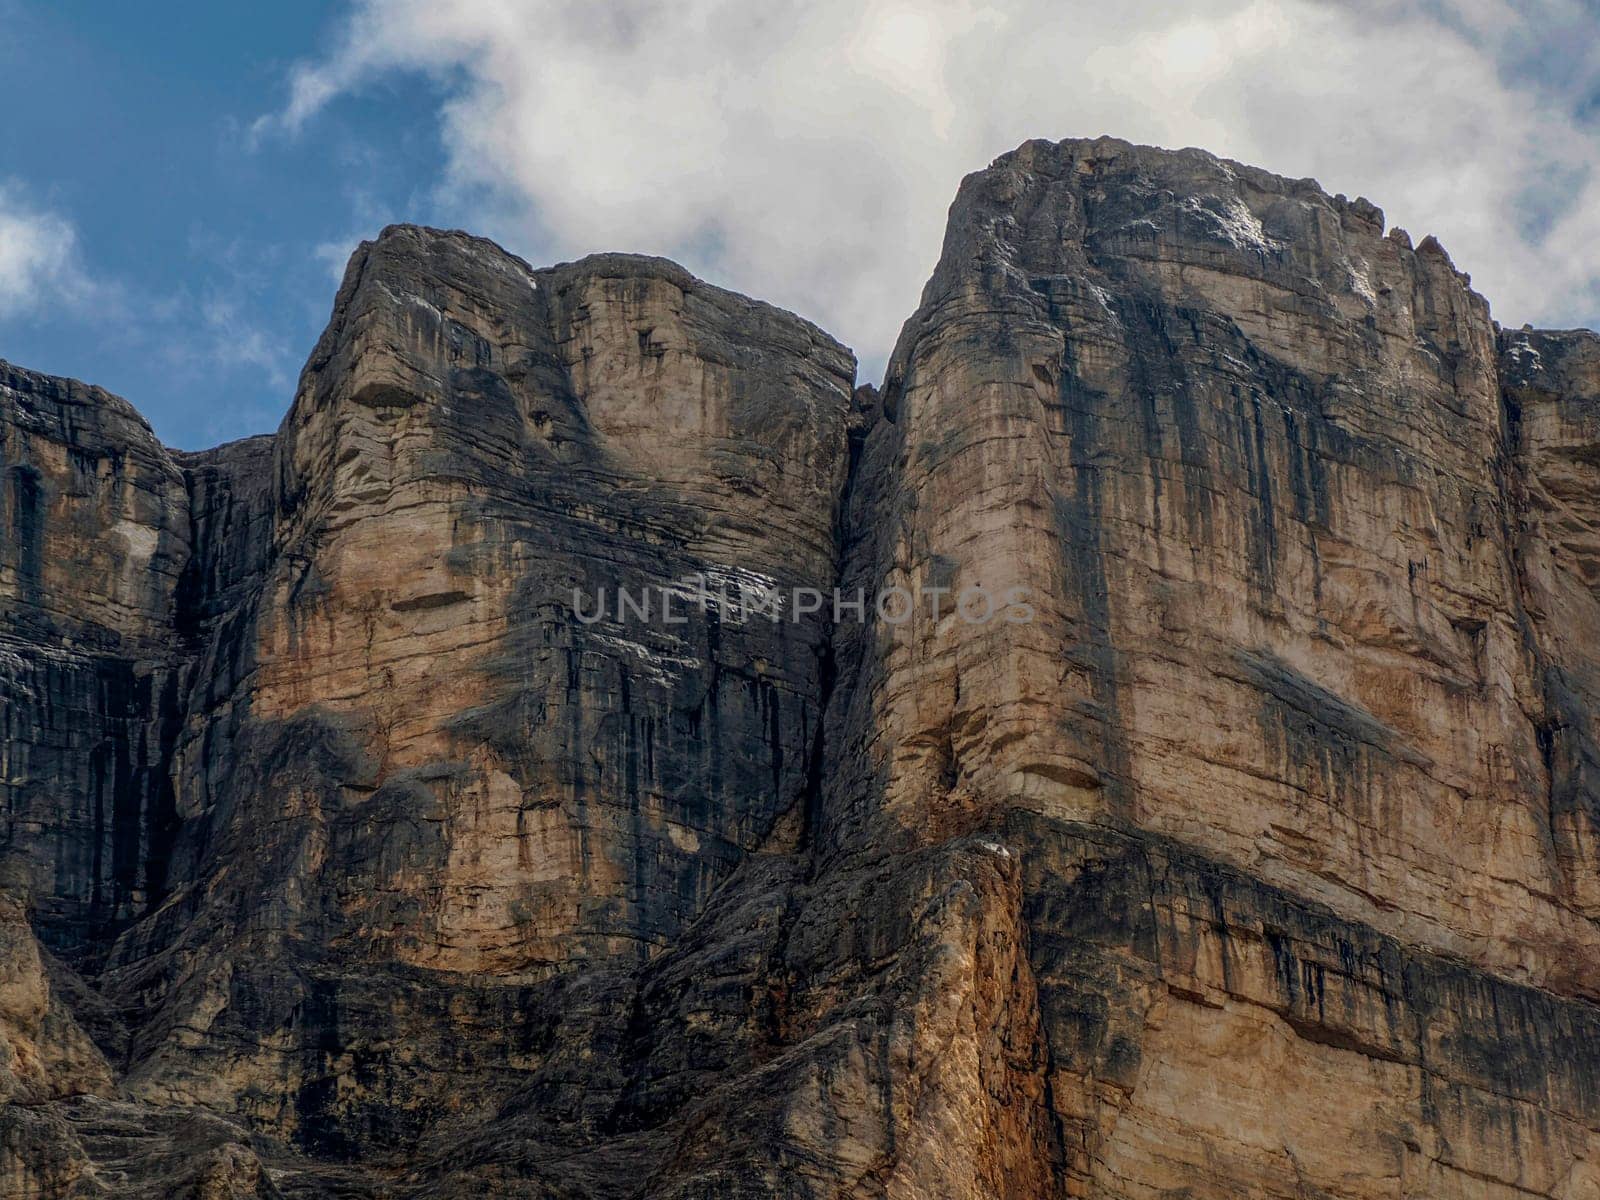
[{"x1": 3, "y1": 138, "x2": 1600, "y2": 1197}]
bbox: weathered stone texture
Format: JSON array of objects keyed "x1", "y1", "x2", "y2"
[
  {"x1": 1503, "y1": 327, "x2": 1600, "y2": 923},
  {"x1": 3, "y1": 140, "x2": 1600, "y2": 1198},
  {"x1": 834, "y1": 137, "x2": 1598, "y2": 998},
  {"x1": 0, "y1": 363, "x2": 191, "y2": 951}
]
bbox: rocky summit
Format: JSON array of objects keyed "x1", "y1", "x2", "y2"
[{"x1": 3, "y1": 135, "x2": 1600, "y2": 1198}]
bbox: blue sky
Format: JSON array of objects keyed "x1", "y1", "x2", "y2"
[
  {"x1": 3, "y1": 1, "x2": 1599, "y2": 451},
  {"x1": 0, "y1": 1, "x2": 449, "y2": 447}
]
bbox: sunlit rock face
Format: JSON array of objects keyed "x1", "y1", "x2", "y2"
[
  {"x1": 1502, "y1": 327, "x2": 1600, "y2": 923},
  {"x1": 193, "y1": 228, "x2": 852, "y2": 982},
  {"x1": 4, "y1": 140, "x2": 1600, "y2": 1198},
  {"x1": 834, "y1": 136, "x2": 1596, "y2": 992}
]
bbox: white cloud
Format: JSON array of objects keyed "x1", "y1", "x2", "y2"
[
  {"x1": 313, "y1": 237, "x2": 361, "y2": 284},
  {"x1": 196, "y1": 294, "x2": 296, "y2": 390},
  {"x1": 0, "y1": 186, "x2": 92, "y2": 319},
  {"x1": 311, "y1": 187, "x2": 402, "y2": 286},
  {"x1": 270, "y1": 0, "x2": 1600, "y2": 376}
]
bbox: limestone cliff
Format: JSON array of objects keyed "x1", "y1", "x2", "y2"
[{"x1": 3, "y1": 138, "x2": 1600, "y2": 1198}]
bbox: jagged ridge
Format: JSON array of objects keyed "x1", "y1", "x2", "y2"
[{"x1": 2, "y1": 137, "x2": 1600, "y2": 1197}]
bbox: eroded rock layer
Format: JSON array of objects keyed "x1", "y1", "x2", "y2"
[{"x1": 3, "y1": 138, "x2": 1600, "y2": 1197}]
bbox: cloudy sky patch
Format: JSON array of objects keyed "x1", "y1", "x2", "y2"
[
  {"x1": 0, "y1": 185, "x2": 91, "y2": 318},
  {"x1": 2, "y1": 1, "x2": 1598, "y2": 445},
  {"x1": 274, "y1": 0, "x2": 1600, "y2": 381}
]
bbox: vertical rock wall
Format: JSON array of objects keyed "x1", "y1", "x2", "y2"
[
  {"x1": 0, "y1": 363, "x2": 191, "y2": 952},
  {"x1": 835, "y1": 137, "x2": 1597, "y2": 995},
  {"x1": 818, "y1": 136, "x2": 1600, "y2": 1199},
  {"x1": 3, "y1": 142, "x2": 1600, "y2": 1198}
]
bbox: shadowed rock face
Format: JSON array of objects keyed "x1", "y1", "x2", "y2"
[
  {"x1": 0, "y1": 361, "x2": 193, "y2": 953},
  {"x1": 3, "y1": 138, "x2": 1600, "y2": 1197}
]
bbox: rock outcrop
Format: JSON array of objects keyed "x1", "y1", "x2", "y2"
[{"x1": 3, "y1": 137, "x2": 1600, "y2": 1197}]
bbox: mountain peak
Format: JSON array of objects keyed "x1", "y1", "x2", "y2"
[{"x1": 4, "y1": 137, "x2": 1600, "y2": 1197}]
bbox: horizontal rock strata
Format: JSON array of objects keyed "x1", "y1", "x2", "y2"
[{"x1": 2, "y1": 138, "x2": 1599, "y2": 1197}]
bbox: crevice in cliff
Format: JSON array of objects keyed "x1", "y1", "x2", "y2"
[
  {"x1": 1493, "y1": 350, "x2": 1575, "y2": 868},
  {"x1": 799, "y1": 634, "x2": 837, "y2": 857},
  {"x1": 174, "y1": 464, "x2": 208, "y2": 644},
  {"x1": 797, "y1": 381, "x2": 874, "y2": 859}
]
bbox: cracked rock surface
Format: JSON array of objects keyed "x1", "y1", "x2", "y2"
[{"x1": 4, "y1": 137, "x2": 1600, "y2": 1197}]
